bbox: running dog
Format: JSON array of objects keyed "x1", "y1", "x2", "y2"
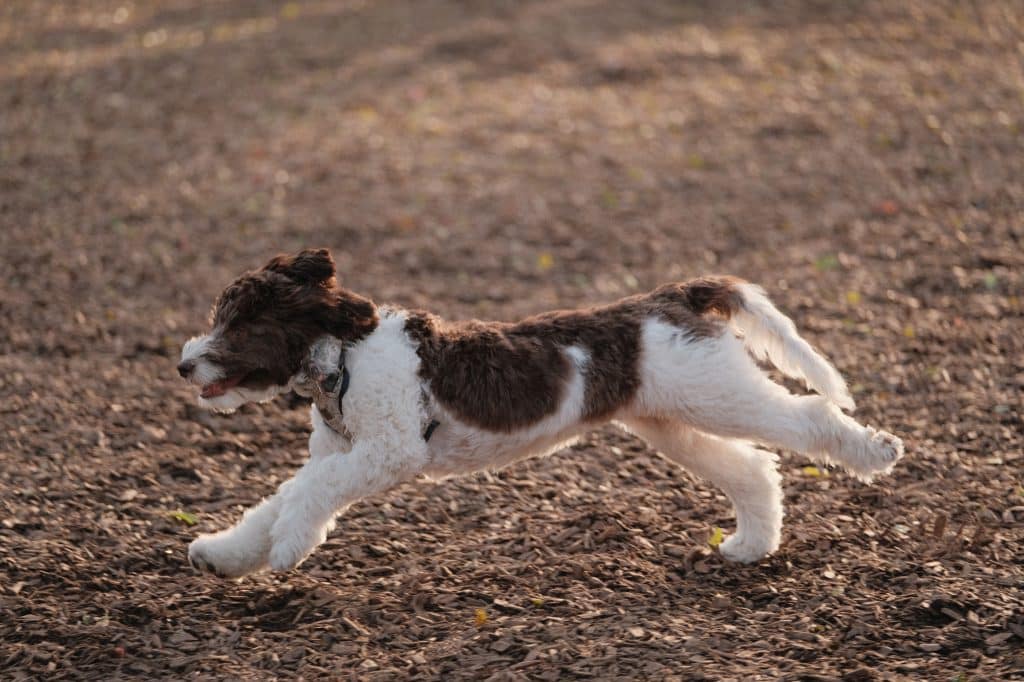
[{"x1": 178, "y1": 248, "x2": 903, "y2": 577}]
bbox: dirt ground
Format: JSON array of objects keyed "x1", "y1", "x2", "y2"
[{"x1": 1, "y1": 0, "x2": 1022, "y2": 679}]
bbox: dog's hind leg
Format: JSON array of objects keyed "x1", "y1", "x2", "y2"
[
  {"x1": 640, "y1": 327, "x2": 903, "y2": 480},
  {"x1": 681, "y1": 354, "x2": 904, "y2": 481},
  {"x1": 623, "y1": 417, "x2": 783, "y2": 563}
]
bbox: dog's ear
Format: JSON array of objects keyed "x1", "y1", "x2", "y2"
[
  {"x1": 325, "y1": 289, "x2": 379, "y2": 340},
  {"x1": 262, "y1": 248, "x2": 336, "y2": 286}
]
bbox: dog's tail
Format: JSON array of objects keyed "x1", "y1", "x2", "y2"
[{"x1": 677, "y1": 277, "x2": 855, "y2": 411}]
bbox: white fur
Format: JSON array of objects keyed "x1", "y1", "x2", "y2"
[
  {"x1": 634, "y1": 319, "x2": 900, "y2": 480},
  {"x1": 624, "y1": 419, "x2": 783, "y2": 563},
  {"x1": 186, "y1": 301, "x2": 903, "y2": 578},
  {"x1": 180, "y1": 334, "x2": 222, "y2": 385},
  {"x1": 730, "y1": 283, "x2": 855, "y2": 411}
]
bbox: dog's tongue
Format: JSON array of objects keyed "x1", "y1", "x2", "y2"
[{"x1": 200, "y1": 375, "x2": 243, "y2": 399}]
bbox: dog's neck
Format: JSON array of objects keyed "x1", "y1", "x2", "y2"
[
  {"x1": 292, "y1": 336, "x2": 352, "y2": 436},
  {"x1": 294, "y1": 331, "x2": 441, "y2": 442}
]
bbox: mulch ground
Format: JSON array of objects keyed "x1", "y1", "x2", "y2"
[{"x1": 1, "y1": 1, "x2": 1022, "y2": 679}]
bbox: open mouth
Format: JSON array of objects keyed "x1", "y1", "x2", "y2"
[
  {"x1": 200, "y1": 374, "x2": 246, "y2": 399},
  {"x1": 198, "y1": 369, "x2": 274, "y2": 399}
]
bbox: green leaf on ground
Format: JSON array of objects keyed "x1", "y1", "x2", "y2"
[{"x1": 170, "y1": 510, "x2": 198, "y2": 526}]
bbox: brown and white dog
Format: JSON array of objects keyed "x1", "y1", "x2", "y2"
[{"x1": 178, "y1": 248, "x2": 903, "y2": 578}]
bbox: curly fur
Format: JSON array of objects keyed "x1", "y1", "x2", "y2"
[{"x1": 180, "y1": 249, "x2": 904, "y2": 578}]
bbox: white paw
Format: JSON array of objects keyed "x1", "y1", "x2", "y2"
[
  {"x1": 188, "y1": 534, "x2": 233, "y2": 578},
  {"x1": 856, "y1": 427, "x2": 905, "y2": 480},
  {"x1": 188, "y1": 533, "x2": 266, "y2": 579},
  {"x1": 871, "y1": 428, "x2": 904, "y2": 467},
  {"x1": 718, "y1": 532, "x2": 777, "y2": 564}
]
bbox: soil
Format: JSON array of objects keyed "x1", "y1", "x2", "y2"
[{"x1": 1, "y1": 1, "x2": 1022, "y2": 680}]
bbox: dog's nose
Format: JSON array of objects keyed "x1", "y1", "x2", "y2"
[{"x1": 177, "y1": 360, "x2": 196, "y2": 378}]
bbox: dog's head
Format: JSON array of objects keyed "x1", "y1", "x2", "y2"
[{"x1": 178, "y1": 248, "x2": 378, "y2": 412}]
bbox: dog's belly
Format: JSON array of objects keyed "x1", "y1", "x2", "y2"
[
  {"x1": 422, "y1": 421, "x2": 586, "y2": 478},
  {"x1": 418, "y1": 346, "x2": 603, "y2": 477}
]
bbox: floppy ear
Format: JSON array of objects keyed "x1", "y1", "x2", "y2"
[
  {"x1": 263, "y1": 248, "x2": 336, "y2": 286},
  {"x1": 324, "y1": 289, "x2": 379, "y2": 341}
]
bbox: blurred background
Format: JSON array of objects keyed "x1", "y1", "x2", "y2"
[{"x1": 1, "y1": 1, "x2": 1022, "y2": 679}]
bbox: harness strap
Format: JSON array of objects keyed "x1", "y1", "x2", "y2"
[{"x1": 307, "y1": 347, "x2": 439, "y2": 442}]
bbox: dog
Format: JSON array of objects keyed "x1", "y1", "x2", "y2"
[{"x1": 178, "y1": 248, "x2": 903, "y2": 578}]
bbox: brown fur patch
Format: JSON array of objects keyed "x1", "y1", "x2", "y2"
[
  {"x1": 405, "y1": 276, "x2": 745, "y2": 432},
  {"x1": 204, "y1": 249, "x2": 378, "y2": 390}
]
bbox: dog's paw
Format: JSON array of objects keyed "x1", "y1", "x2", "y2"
[
  {"x1": 188, "y1": 536, "x2": 230, "y2": 578},
  {"x1": 188, "y1": 543, "x2": 227, "y2": 578},
  {"x1": 854, "y1": 427, "x2": 905, "y2": 481},
  {"x1": 870, "y1": 428, "x2": 904, "y2": 468},
  {"x1": 718, "y1": 532, "x2": 776, "y2": 564},
  {"x1": 188, "y1": 534, "x2": 265, "y2": 579}
]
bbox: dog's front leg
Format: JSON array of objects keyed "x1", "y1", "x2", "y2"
[
  {"x1": 188, "y1": 408, "x2": 350, "y2": 578},
  {"x1": 267, "y1": 439, "x2": 424, "y2": 571},
  {"x1": 187, "y1": 455, "x2": 342, "y2": 579},
  {"x1": 187, "y1": 483, "x2": 290, "y2": 578}
]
